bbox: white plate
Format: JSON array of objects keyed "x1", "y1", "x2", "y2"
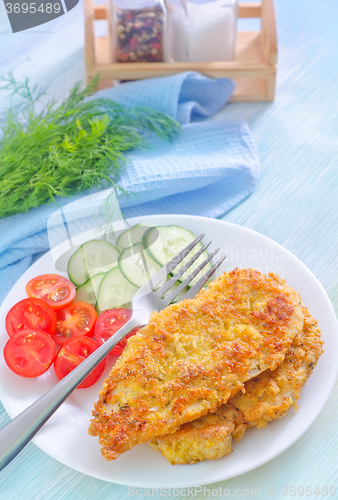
[{"x1": 0, "y1": 214, "x2": 337, "y2": 488}]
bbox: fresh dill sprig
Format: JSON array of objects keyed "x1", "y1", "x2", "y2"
[{"x1": 0, "y1": 74, "x2": 180, "y2": 218}]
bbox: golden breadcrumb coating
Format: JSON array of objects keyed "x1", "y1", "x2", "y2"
[
  {"x1": 88, "y1": 269, "x2": 304, "y2": 461},
  {"x1": 150, "y1": 307, "x2": 323, "y2": 464}
]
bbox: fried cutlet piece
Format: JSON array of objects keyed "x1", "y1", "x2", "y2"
[
  {"x1": 150, "y1": 307, "x2": 323, "y2": 464},
  {"x1": 88, "y1": 269, "x2": 304, "y2": 461}
]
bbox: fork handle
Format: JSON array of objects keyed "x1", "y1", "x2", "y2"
[{"x1": 0, "y1": 317, "x2": 139, "y2": 471}]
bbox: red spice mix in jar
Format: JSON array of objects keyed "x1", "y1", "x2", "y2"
[{"x1": 112, "y1": 0, "x2": 166, "y2": 63}]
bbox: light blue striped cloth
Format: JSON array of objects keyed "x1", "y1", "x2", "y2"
[{"x1": 0, "y1": 71, "x2": 259, "y2": 304}]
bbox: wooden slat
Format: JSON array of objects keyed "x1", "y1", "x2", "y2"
[
  {"x1": 94, "y1": 2, "x2": 263, "y2": 20},
  {"x1": 95, "y1": 36, "x2": 112, "y2": 66},
  {"x1": 94, "y1": 4, "x2": 106, "y2": 20},
  {"x1": 84, "y1": 0, "x2": 95, "y2": 76},
  {"x1": 238, "y1": 2, "x2": 262, "y2": 18},
  {"x1": 266, "y1": 74, "x2": 276, "y2": 101},
  {"x1": 261, "y1": 0, "x2": 278, "y2": 65},
  {"x1": 235, "y1": 32, "x2": 264, "y2": 63},
  {"x1": 88, "y1": 61, "x2": 275, "y2": 81},
  {"x1": 104, "y1": 0, "x2": 115, "y2": 66},
  {"x1": 231, "y1": 77, "x2": 268, "y2": 101}
]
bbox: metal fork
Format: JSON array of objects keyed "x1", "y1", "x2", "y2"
[{"x1": 0, "y1": 235, "x2": 226, "y2": 471}]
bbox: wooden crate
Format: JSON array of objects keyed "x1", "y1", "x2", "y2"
[{"x1": 85, "y1": 0, "x2": 277, "y2": 101}]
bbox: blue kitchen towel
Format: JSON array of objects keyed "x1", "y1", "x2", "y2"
[
  {"x1": 93, "y1": 71, "x2": 236, "y2": 125},
  {"x1": 0, "y1": 71, "x2": 260, "y2": 304}
]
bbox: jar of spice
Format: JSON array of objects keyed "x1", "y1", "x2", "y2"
[
  {"x1": 167, "y1": 0, "x2": 238, "y2": 63},
  {"x1": 110, "y1": 0, "x2": 167, "y2": 63}
]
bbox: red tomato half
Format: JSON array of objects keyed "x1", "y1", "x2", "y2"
[
  {"x1": 54, "y1": 337, "x2": 106, "y2": 389},
  {"x1": 53, "y1": 302, "x2": 97, "y2": 346},
  {"x1": 26, "y1": 274, "x2": 76, "y2": 310},
  {"x1": 94, "y1": 308, "x2": 138, "y2": 356},
  {"x1": 4, "y1": 329, "x2": 56, "y2": 378},
  {"x1": 5, "y1": 298, "x2": 57, "y2": 338}
]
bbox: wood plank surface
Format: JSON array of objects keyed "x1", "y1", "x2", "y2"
[{"x1": 1, "y1": 0, "x2": 337, "y2": 498}]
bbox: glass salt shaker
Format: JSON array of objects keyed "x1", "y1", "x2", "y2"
[
  {"x1": 167, "y1": 0, "x2": 238, "y2": 63},
  {"x1": 110, "y1": 0, "x2": 167, "y2": 63}
]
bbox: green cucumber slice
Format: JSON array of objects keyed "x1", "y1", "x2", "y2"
[
  {"x1": 117, "y1": 224, "x2": 152, "y2": 249},
  {"x1": 96, "y1": 266, "x2": 138, "y2": 314},
  {"x1": 67, "y1": 246, "x2": 87, "y2": 287},
  {"x1": 118, "y1": 243, "x2": 161, "y2": 288},
  {"x1": 161, "y1": 280, "x2": 190, "y2": 303},
  {"x1": 75, "y1": 273, "x2": 105, "y2": 307},
  {"x1": 143, "y1": 225, "x2": 212, "y2": 287},
  {"x1": 119, "y1": 242, "x2": 190, "y2": 301},
  {"x1": 68, "y1": 240, "x2": 120, "y2": 286}
]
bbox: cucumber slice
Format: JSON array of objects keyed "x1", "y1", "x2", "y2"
[
  {"x1": 68, "y1": 240, "x2": 120, "y2": 286},
  {"x1": 67, "y1": 246, "x2": 87, "y2": 287},
  {"x1": 143, "y1": 225, "x2": 212, "y2": 287},
  {"x1": 160, "y1": 279, "x2": 190, "y2": 303},
  {"x1": 117, "y1": 224, "x2": 152, "y2": 249},
  {"x1": 118, "y1": 243, "x2": 161, "y2": 288},
  {"x1": 75, "y1": 273, "x2": 105, "y2": 307},
  {"x1": 119, "y1": 243, "x2": 190, "y2": 301},
  {"x1": 96, "y1": 266, "x2": 138, "y2": 314}
]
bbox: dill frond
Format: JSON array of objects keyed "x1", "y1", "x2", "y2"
[{"x1": 0, "y1": 74, "x2": 180, "y2": 218}]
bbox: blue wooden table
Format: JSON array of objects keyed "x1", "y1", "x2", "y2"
[{"x1": 0, "y1": 0, "x2": 337, "y2": 498}]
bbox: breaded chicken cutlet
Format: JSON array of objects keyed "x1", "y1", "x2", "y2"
[
  {"x1": 150, "y1": 307, "x2": 323, "y2": 464},
  {"x1": 89, "y1": 269, "x2": 304, "y2": 461}
]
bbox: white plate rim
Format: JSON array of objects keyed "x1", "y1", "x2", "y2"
[{"x1": 0, "y1": 213, "x2": 337, "y2": 488}]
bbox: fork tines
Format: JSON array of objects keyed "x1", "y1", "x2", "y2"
[
  {"x1": 149, "y1": 234, "x2": 205, "y2": 290},
  {"x1": 162, "y1": 250, "x2": 226, "y2": 305},
  {"x1": 157, "y1": 240, "x2": 212, "y2": 297},
  {"x1": 179, "y1": 253, "x2": 227, "y2": 302}
]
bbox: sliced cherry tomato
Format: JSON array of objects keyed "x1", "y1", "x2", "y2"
[
  {"x1": 4, "y1": 329, "x2": 56, "y2": 378},
  {"x1": 53, "y1": 302, "x2": 97, "y2": 346},
  {"x1": 5, "y1": 298, "x2": 57, "y2": 338},
  {"x1": 54, "y1": 337, "x2": 106, "y2": 389},
  {"x1": 26, "y1": 274, "x2": 76, "y2": 310},
  {"x1": 94, "y1": 308, "x2": 138, "y2": 356}
]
